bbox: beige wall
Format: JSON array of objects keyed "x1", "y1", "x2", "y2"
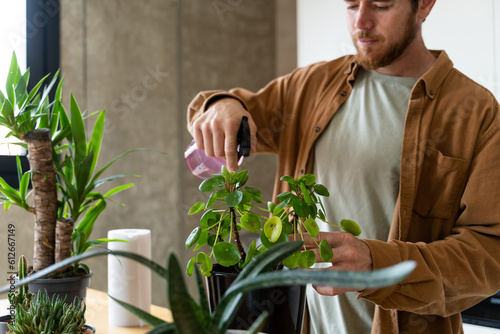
[{"x1": 0, "y1": 0, "x2": 297, "y2": 306}]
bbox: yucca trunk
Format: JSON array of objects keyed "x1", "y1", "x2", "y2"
[{"x1": 24, "y1": 129, "x2": 58, "y2": 271}]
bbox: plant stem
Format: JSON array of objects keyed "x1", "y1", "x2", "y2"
[{"x1": 230, "y1": 207, "x2": 246, "y2": 260}]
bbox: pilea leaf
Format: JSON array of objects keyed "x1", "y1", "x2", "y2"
[
  {"x1": 196, "y1": 252, "x2": 213, "y2": 276},
  {"x1": 226, "y1": 191, "x2": 243, "y2": 207},
  {"x1": 314, "y1": 184, "x2": 330, "y2": 197},
  {"x1": 319, "y1": 240, "x2": 333, "y2": 262},
  {"x1": 298, "y1": 250, "x2": 316, "y2": 268},
  {"x1": 264, "y1": 216, "x2": 282, "y2": 243},
  {"x1": 199, "y1": 177, "x2": 222, "y2": 193},
  {"x1": 292, "y1": 198, "x2": 310, "y2": 218},
  {"x1": 299, "y1": 174, "x2": 316, "y2": 186},
  {"x1": 186, "y1": 257, "x2": 195, "y2": 276},
  {"x1": 282, "y1": 251, "x2": 301, "y2": 269},
  {"x1": 240, "y1": 213, "x2": 262, "y2": 232},
  {"x1": 188, "y1": 202, "x2": 205, "y2": 215},
  {"x1": 340, "y1": 219, "x2": 361, "y2": 236},
  {"x1": 213, "y1": 242, "x2": 241, "y2": 267},
  {"x1": 304, "y1": 218, "x2": 319, "y2": 238},
  {"x1": 185, "y1": 227, "x2": 201, "y2": 249}
]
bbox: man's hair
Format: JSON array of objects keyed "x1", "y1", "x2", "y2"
[{"x1": 409, "y1": 0, "x2": 419, "y2": 11}]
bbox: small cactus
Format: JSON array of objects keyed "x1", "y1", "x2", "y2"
[{"x1": 8, "y1": 255, "x2": 34, "y2": 313}]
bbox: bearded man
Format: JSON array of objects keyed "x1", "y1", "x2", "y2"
[{"x1": 187, "y1": 0, "x2": 500, "y2": 333}]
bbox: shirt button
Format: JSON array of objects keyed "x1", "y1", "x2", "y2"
[
  {"x1": 340, "y1": 90, "x2": 347, "y2": 96},
  {"x1": 314, "y1": 126, "x2": 321, "y2": 132},
  {"x1": 299, "y1": 169, "x2": 304, "y2": 174}
]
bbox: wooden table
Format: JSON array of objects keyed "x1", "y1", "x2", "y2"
[{"x1": 1, "y1": 289, "x2": 172, "y2": 334}]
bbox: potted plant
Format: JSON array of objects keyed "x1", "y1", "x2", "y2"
[
  {"x1": 1, "y1": 241, "x2": 416, "y2": 334},
  {"x1": 0, "y1": 52, "x2": 140, "y2": 302},
  {"x1": 1, "y1": 256, "x2": 94, "y2": 334},
  {"x1": 184, "y1": 167, "x2": 361, "y2": 333}
]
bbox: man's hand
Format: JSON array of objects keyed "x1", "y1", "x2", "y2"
[
  {"x1": 192, "y1": 98, "x2": 257, "y2": 172},
  {"x1": 303, "y1": 232, "x2": 373, "y2": 296}
]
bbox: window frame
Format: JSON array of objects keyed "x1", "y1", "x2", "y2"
[{"x1": 0, "y1": 0, "x2": 60, "y2": 188}]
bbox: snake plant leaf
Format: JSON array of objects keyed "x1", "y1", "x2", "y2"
[
  {"x1": 109, "y1": 295, "x2": 166, "y2": 327},
  {"x1": 168, "y1": 253, "x2": 209, "y2": 334},
  {"x1": 193, "y1": 265, "x2": 211, "y2": 325},
  {"x1": 246, "y1": 311, "x2": 269, "y2": 334},
  {"x1": 213, "y1": 242, "x2": 241, "y2": 267},
  {"x1": 319, "y1": 240, "x2": 334, "y2": 263},
  {"x1": 304, "y1": 218, "x2": 319, "y2": 238},
  {"x1": 189, "y1": 202, "x2": 205, "y2": 215},
  {"x1": 298, "y1": 250, "x2": 316, "y2": 268},
  {"x1": 264, "y1": 216, "x2": 282, "y2": 242},
  {"x1": 186, "y1": 227, "x2": 202, "y2": 249},
  {"x1": 225, "y1": 190, "x2": 243, "y2": 207},
  {"x1": 241, "y1": 212, "x2": 262, "y2": 232},
  {"x1": 340, "y1": 219, "x2": 362, "y2": 236},
  {"x1": 145, "y1": 322, "x2": 177, "y2": 333},
  {"x1": 313, "y1": 184, "x2": 330, "y2": 197}
]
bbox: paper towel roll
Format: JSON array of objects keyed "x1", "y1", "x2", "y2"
[{"x1": 107, "y1": 229, "x2": 152, "y2": 327}]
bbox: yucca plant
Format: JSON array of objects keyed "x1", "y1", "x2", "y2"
[
  {"x1": 0, "y1": 242, "x2": 417, "y2": 334},
  {"x1": 0, "y1": 52, "x2": 140, "y2": 273}
]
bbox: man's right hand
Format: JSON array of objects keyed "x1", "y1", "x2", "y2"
[{"x1": 191, "y1": 98, "x2": 257, "y2": 172}]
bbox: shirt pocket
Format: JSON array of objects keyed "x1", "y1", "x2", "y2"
[{"x1": 413, "y1": 146, "x2": 469, "y2": 219}]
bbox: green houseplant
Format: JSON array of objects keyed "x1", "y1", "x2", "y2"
[
  {"x1": 1, "y1": 241, "x2": 416, "y2": 334},
  {"x1": 184, "y1": 167, "x2": 362, "y2": 332},
  {"x1": 0, "y1": 53, "x2": 141, "y2": 300}
]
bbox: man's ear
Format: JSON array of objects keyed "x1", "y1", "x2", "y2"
[{"x1": 417, "y1": 0, "x2": 436, "y2": 22}]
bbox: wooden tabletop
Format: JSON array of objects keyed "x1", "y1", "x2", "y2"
[
  {"x1": 85, "y1": 288, "x2": 172, "y2": 333},
  {"x1": 1, "y1": 289, "x2": 172, "y2": 333}
]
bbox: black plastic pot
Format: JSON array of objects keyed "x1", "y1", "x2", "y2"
[
  {"x1": 26, "y1": 272, "x2": 92, "y2": 304},
  {"x1": 206, "y1": 265, "x2": 306, "y2": 334}
]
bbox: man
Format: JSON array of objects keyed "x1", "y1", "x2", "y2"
[{"x1": 187, "y1": 0, "x2": 500, "y2": 333}]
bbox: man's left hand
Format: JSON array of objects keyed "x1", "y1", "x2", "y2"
[{"x1": 302, "y1": 232, "x2": 373, "y2": 296}]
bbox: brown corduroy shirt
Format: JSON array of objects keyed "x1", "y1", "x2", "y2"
[{"x1": 187, "y1": 50, "x2": 500, "y2": 334}]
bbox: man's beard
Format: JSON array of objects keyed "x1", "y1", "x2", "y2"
[{"x1": 353, "y1": 18, "x2": 418, "y2": 70}]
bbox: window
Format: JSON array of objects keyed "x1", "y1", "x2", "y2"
[{"x1": 0, "y1": 0, "x2": 60, "y2": 187}]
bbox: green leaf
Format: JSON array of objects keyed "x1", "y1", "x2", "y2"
[
  {"x1": 298, "y1": 250, "x2": 316, "y2": 268},
  {"x1": 292, "y1": 198, "x2": 310, "y2": 218},
  {"x1": 168, "y1": 253, "x2": 209, "y2": 333},
  {"x1": 279, "y1": 175, "x2": 295, "y2": 184},
  {"x1": 186, "y1": 257, "x2": 195, "y2": 276},
  {"x1": 5, "y1": 52, "x2": 20, "y2": 103},
  {"x1": 300, "y1": 181, "x2": 312, "y2": 203},
  {"x1": 189, "y1": 202, "x2": 205, "y2": 215},
  {"x1": 235, "y1": 169, "x2": 248, "y2": 187},
  {"x1": 259, "y1": 228, "x2": 287, "y2": 249},
  {"x1": 340, "y1": 219, "x2": 362, "y2": 236},
  {"x1": 263, "y1": 216, "x2": 282, "y2": 243},
  {"x1": 200, "y1": 210, "x2": 219, "y2": 228},
  {"x1": 299, "y1": 174, "x2": 316, "y2": 186},
  {"x1": 87, "y1": 110, "x2": 105, "y2": 177},
  {"x1": 319, "y1": 240, "x2": 334, "y2": 262},
  {"x1": 304, "y1": 218, "x2": 319, "y2": 237},
  {"x1": 196, "y1": 252, "x2": 213, "y2": 276},
  {"x1": 199, "y1": 177, "x2": 223, "y2": 193},
  {"x1": 206, "y1": 192, "x2": 217, "y2": 208},
  {"x1": 245, "y1": 186, "x2": 262, "y2": 198},
  {"x1": 221, "y1": 164, "x2": 230, "y2": 181},
  {"x1": 282, "y1": 251, "x2": 301, "y2": 269},
  {"x1": 225, "y1": 190, "x2": 243, "y2": 207},
  {"x1": 186, "y1": 227, "x2": 202, "y2": 249},
  {"x1": 243, "y1": 240, "x2": 257, "y2": 266},
  {"x1": 240, "y1": 213, "x2": 262, "y2": 232},
  {"x1": 109, "y1": 295, "x2": 166, "y2": 327},
  {"x1": 314, "y1": 184, "x2": 330, "y2": 197},
  {"x1": 213, "y1": 242, "x2": 241, "y2": 267},
  {"x1": 70, "y1": 94, "x2": 87, "y2": 169}
]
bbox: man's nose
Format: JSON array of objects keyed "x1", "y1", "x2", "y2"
[{"x1": 354, "y1": 4, "x2": 375, "y2": 31}]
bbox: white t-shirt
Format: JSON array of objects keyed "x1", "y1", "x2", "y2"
[{"x1": 309, "y1": 68, "x2": 418, "y2": 334}]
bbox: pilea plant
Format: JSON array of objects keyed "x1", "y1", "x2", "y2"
[{"x1": 185, "y1": 167, "x2": 362, "y2": 276}]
